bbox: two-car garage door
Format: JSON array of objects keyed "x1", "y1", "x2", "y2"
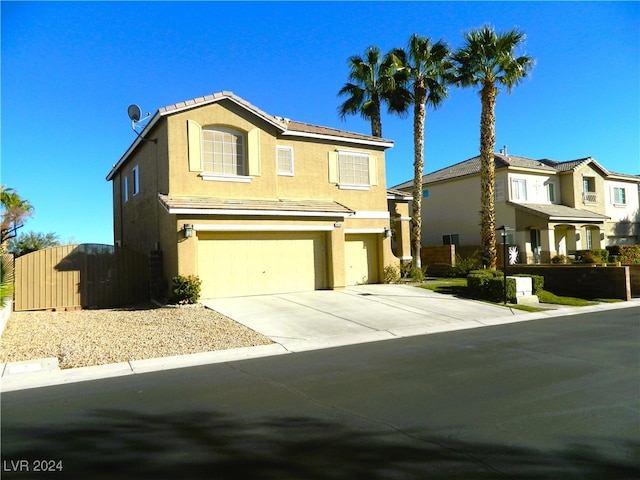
[
  {"x1": 197, "y1": 232, "x2": 327, "y2": 298},
  {"x1": 197, "y1": 231, "x2": 379, "y2": 298}
]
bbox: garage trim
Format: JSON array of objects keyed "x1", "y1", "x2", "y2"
[{"x1": 193, "y1": 224, "x2": 335, "y2": 232}]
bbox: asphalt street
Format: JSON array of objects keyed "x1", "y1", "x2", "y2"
[{"x1": 2, "y1": 307, "x2": 639, "y2": 479}]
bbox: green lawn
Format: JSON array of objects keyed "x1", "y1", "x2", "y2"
[{"x1": 419, "y1": 278, "x2": 603, "y2": 308}]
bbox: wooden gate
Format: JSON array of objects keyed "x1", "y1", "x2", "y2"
[{"x1": 14, "y1": 244, "x2": 150, "y2": 311}]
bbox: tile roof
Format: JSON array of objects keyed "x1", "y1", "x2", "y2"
[
  {"x1": 392, "y1": 153, "x2": 638, "y2": 190},
  {"x1": 158, "y1": 194, "x2": 354, "y2": 215},
  {"x1": 392, "y1": 153, "x2": 556, "y2": 189},
  {"x1": 508, "y1": 202, "x2": 610, "y2": 222},
  {"x1": 108, "y1": 91, "x2": 392, "y2": 180}
]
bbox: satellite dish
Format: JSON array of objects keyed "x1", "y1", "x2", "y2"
[{"x1": 128, "y1": 104, "x2": 142, "y2": 122}]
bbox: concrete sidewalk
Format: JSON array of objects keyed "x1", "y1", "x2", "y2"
[{"x1": 3, "y1": 284, "x2": 638, "y2": 392}]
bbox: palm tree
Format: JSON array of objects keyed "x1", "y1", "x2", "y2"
[
  {"x1": 452, "y1": 25, "x2": 534, "y2": 269},
  {"x1": 1, "y1": 185, "x2": 34, "y2": 248},
  {"x1": 390, "y1": 35, "x2": 452, "y2": 269},
  {"x1": 338, "y1": 45, "x2": 410, "y2": 137}
]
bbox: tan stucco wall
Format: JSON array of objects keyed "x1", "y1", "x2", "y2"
[{"x1": 165, "y1": 100, "x2": 389, "y2": 213}]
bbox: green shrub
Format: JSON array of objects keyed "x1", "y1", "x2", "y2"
[
  {"x1": 487, "y1": 276, "x2": 517, "y2": 302},
  {"x1": 619, "y1": 245, "x2": 640, "y2": 264},
  {"x1": 551, "y1": 254, "x2": 569, "y2": 264},
  {"x1": 450, "y1": 250, "x2": 481, "y2": 277},
  {"x1": 400, "y1": 261, "x2": 426, "y2": 282},
  {"x1": 169, "y1": 275, "x2": 202, "y2": 305},
  {"x1": 576, "y1": 249, "x2": 609, "y2": 264},
  {"x1": 383, "y1": 265, "x2": 401, "y2": 284},
  {"x1": 0, "y1": 256, "x2": 14, "y2": 307},
  {"x1": 467, "y1": 269, "x2": 500, "y2": 298}
]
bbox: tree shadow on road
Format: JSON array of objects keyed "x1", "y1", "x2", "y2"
[{"x1": 2, "y1": 409, "x2": 638, "y2": 479}]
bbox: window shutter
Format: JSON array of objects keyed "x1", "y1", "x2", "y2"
[
  {"x1": 368, "y1": 155, "x2": 378, "y2": 186},
  {"x1": 187, "y1": 120, "x2": 202, "y2": 172},
  {"x1": 328, "y1": 151, "x2": 339, "y2": 183},
  {"x1": 246, "y1": 128, "x2": 261, "y2": 176}
]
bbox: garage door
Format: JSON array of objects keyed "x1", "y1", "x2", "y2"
[
  {"x1": 345, "y1": 234, "x2": 379, "y2": 285},
  {"x1": 197, "y1": 232, "x2": 327, "y2": 298}
]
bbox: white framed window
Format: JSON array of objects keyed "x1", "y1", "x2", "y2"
[
  {"x1": 202, "y1": 127, "x2": 245, "y2": 176},
  {"x1": 132, "y1": 166, "x2": 139, "y2": 196},
  {"x1": 123, "y1": 176, "x2": 129, "y2": 203},
  {"x1": 583, "y1": 177, "x2": 596, "y2": 204},
  {"x1": 510, "y1": 178, "x2": 527, "y2": 201},
  {"x1": 494, "y1": 179, "x2": 505, "y2": 201},
  {"x1": 546, "y1": 182, "x2": 556, "y2": 203},
  {"x1": 339, "y1": 151, "x2": 369, "y2": 186},
  {"x1": 276, "y1": 146, "x2": 294, "y2": 176},
  {"x1": 612, "y1": 187, "x2": 626, "y2": 205}
]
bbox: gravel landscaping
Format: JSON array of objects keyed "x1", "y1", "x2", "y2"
[{"x1": 0, "y1": 304, "x2": 273, "y2": 369}]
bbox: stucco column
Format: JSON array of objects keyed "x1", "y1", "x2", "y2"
[
  {"x1": 328, "y1": 227, "x2": 346, "y2": 290},
  {"x1": 543, "y1": 228, "x2": 555, "y2": 262},
  {"x1": 391, "y1": 202, "x2": 412, "y2": 263}
]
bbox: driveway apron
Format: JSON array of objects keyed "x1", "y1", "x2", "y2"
[{"x1": 203, "y1": 284, "x2": 524, "y2": 350}]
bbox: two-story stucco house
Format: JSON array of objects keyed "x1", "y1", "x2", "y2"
[
  {"x1": 106, "y1": 92, "x2": 409, "y2": 298},
  {"x1": 393, "y1": 152, "x2": 640, "y2": 263}
]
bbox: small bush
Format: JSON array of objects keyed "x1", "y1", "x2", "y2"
[
  {"x1": 400, "y1": 261, "x2": 426, "y2": 282},
  {"x1": 551, "y1": 254, "x2": 569, "y2": 264},
  {"x1": 383, "y1": 265, "x2": 401, "y2": 284},
  {"x1": 450, "y1": 250, "x2": 481, "y2": 277},
  {"x1": 169, "y1": 275, "x2": 202, "y2": 305},
  {"x1": 467, "y1": 269, "x2": 500, "y2": 298},
  {"x1": 576, "y1": 249, "x2": 609, "y2": 264},
  {"x1": 619, "y1": 245, "x2": 640, "y2": 264},
  {"x1": 487, "y1": 276, "x2": 517, "y2": 302}
]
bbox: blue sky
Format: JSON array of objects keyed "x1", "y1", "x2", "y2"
[{"x1": 2, "y1": 1, "x2": 638, "y2": 245}]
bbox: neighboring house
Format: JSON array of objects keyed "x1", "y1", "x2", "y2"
[
  {"x1": 393, "y1": 153, "x2": 640, "y2": 263},
  {"x1": 107, "y1": 91, "x2": 410, "y2": 298}
]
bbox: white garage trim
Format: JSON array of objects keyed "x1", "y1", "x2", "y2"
[
  {"x1": 349, "y1": 211, "x2": 390, "y2": 219},
  {"x1": 345, "y1": 228, "x2": 385, "y2": 234},
  {"x1": 193, "y1": 224, "x2": 335, "y2": 232},
  {"x1": 165, "y1": 207, "x2": 349, "y2": 217}
]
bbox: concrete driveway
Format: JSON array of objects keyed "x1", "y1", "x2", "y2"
[{"x1": 203, "y1": 284, "x2": 530, "y2": 352}]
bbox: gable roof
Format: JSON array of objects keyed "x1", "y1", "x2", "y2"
[
  {"x1": 107, "y1": 91, "x2": 393, "y2": 181},
  {"x1": 392, "y1": 153, "x2": 639, "y2": 190}
]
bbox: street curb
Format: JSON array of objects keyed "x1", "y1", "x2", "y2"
[{"x1": 2, "y1": 299, "x2": 638, "y2": 393}]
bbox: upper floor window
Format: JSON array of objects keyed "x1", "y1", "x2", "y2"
[
  {"x1": 132, "y1": 166, "x2": 139, "y2": 196},
  {"x1": 202, "y1": 127, "x2": 245, "y2": 176},
  {"x1": 339, "y1": 151, "x2": 369, "y2": 186},
  {"x1": 510, "y1": 178, "x2": 527, "y2": 201},
  {"x1": 276, "y1": 146, "x2": 294, "y2": 176},
  {"x1": 546, "y1": 182, "x2": 555, "y2": 203},
  {"x1": 583, "y1": 177, "x2": 596, "y2": 204},
  {"x1": 612, "y1": 187, "x2": 626, "y2": 205},
  {"x1": 123, "y1": 176, "x2": 129, "y2": 203},
  {"x1": 188, "y1": 120, "x2": 260, "y2": 181}
]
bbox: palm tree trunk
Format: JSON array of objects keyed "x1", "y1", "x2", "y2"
[
  {"x1": 479, "y1": 82, "x2": 498, "y2": 269},
  {"x1": 370, "y1": 92, "x2": 382, "y2": 137},
  {"x1": 411, "y1": 85, "x2": 427, "y2": 270}
]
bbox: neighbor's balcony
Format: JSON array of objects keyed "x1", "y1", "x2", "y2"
[{"x1": 583, "y1": 191, "x2": 597, "y2": 204}]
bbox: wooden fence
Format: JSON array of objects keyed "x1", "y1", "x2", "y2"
[{"x1": 14, "y1": 244, "x2": 150, "y2": 311}]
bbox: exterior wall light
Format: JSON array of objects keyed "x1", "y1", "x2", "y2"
[
  {"x1": 384, "y1": 227, "x2": 392, "y2": 238},
  {"x1": 183, "y1": 224, "x2": 193, "y2": 238}
]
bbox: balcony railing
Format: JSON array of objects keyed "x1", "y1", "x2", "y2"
[{"x1": 583, "y1": 191, "x2": 597, "y2": 204}]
